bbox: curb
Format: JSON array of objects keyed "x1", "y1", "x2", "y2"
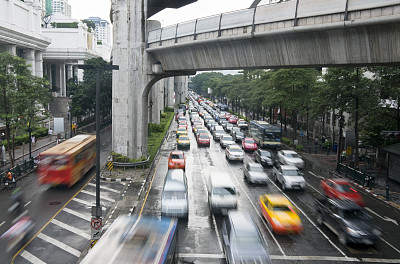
[{"x1": 100, "y1": 177, "x2": 133, "y2": 182}]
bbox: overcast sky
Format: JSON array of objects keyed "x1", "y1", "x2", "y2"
[{"x1": 68, "y1": 0, "x2": 255, "y2": 26}]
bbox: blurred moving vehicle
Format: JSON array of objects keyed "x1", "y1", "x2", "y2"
[
  {"x1": 168, "y1": 150, "x2": 185, "y2": 170},
  {"x1": 277, "y1": 150, "x2": 305, "y2": 169},
  {"x1": 197, "y1": 133, "x2": 210, "y2": 147},
  {"x1": 249, "y1": 121, "x2": 281, "y2": 148},
  {"x1": 259, "y1": 194, "x2": 303, "y2": 234},
  {"x1": 222, "y1": 210, "x2": 271, "y2": 264},
  {"x1": 220, "y1": 135, "x2": 235, "y2": 148},
  {"x1": 273, "y1": 164, "x2": 306, "y2": 191},
  {"x1": 243, "y1": 160, "x2": 269, "y2": 184},
  {"x1": 207, "y1": 172, "x2": 238, "y2": 214},
  {"x1": 320, "y1": 178, "x2": 365, "y2": 206},
  {"x1": 1, "y1": 216, "x2": 35, "y2": 252},
  {"x1": 255, "y1": 149, "x2": 276, "y2": 167},
  {"x1": 161, "y1": 169, "x2": 188, "y2": 218},
  {"x1": 225, "y1": 145, "x2": 244, "y2": 162},
  {"x1": 37, "y1": 135, "x2": 96, "y2": 187},
  {"x1": 242, "y1": 138, "x2": 258, "y2": 151},
  {"x1": 81, "y1": 215, "x2": 178, "y2": 264},
  {"x1": 315, "y1": 198, "x2": 380, "y2": 246},
  {"x1": 177, "y1": 135, "x2": 190, "y2": 150}
]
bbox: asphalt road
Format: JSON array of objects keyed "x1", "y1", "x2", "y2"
[{"x1": 139, "y1": 115, "x2": 400, "y2": 264}]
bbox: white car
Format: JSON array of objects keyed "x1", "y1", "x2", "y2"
[
  {"x1": 277, "y1": 150, "x2": 305, "y2": 169},
  {"x1": 273, "y1": 165, "x2": 306, "y2": 191},
  {"x1": 220, "y1": 135, "x2": 235, "y2": 148},
  {"x1": 243, "y1": 161, "x2": 268, "y2": 184},
  {"x1": 225, "y1": 145, "x2": 244, "y2": 162}
]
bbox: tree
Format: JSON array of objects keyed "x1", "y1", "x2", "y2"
[
  {"x1": 82, "y1": 20, "x2": 96, "y2": 31},
  {"x1": 0, "y1": 52, "x2": 51, "y2": 167}
]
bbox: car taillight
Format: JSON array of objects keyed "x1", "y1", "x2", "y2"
[{"x1": 349, "y1": 187, "x2": 357, "y2": 193}]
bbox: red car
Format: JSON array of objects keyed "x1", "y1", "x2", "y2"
[
  {"x1": 225, "y1": 112, "x2": 231, "y2": 118},
  {"x1": 228, "y1": 115, "x2": 238, "y2": 124},
  {"x1": 197, "y1": 133, "x2": 210, "y2": 147},
  {"x1": 168, "y1": 150, "x2": 185, "y2": 170},
  {"x1": 242, "y1": 138, "x2": 258, "y2": 151},
  {"x1": 320, "y1": 178, "x2": 365, "y2": 206}
]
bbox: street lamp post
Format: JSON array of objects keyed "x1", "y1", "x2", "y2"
[
  {"x1": 336, "y1": 116, "x2": 345, "y2": 172},
  {"x1": 149, "y1": 100, "x2": 153, "y2": 123},
  {"x1": 77, "y1": 64, "x2": 119, "y2": 241}
]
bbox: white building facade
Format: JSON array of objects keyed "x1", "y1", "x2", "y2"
[
  {"x1": 84, "y1": 16, "x2": 112, "y2": 61},
  {"x1": 50, "y1": 0, "x2": 71, "y2": 17}
]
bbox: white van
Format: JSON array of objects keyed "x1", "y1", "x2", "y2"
[
  {"x1": 207, "y1": 172, "x2": 238, "y2": 214},
  {"x1": 161, "y1": 169, "x2": 188, "y2": 218}
]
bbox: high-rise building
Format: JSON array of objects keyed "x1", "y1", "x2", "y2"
[
  {"x1": 50, "y1": 0, "x2": 71, "y2": 17},
  {"x1": 84, "y1": 17, "x2": 111, "y2": 45},
  {"x1": 41, "y1": 0, "x2": 53, "y2": 16}
]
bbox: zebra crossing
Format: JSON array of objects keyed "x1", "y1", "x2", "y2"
[{"x1": 13, "y1": 180, "x2": 127, "y2": 264}]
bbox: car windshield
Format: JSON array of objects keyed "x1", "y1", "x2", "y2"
[
  {"x1": 263, "y1": 133, "x2": 275, "y2": 140},
  {"x1": 283, "y1": 169, "x2": 301, "y2": 176},
  {"x1": 163, "y1": 191, "x2": 186, "y2": 199},
  {"x1": 260, "y1": 150, "x2": 271, "y2": 157},
  {"x1": 250, "y1": 166, "x2": 264, "y2": 172},
  {"x1": 272, "y1": 205, "x2": 293, "y2": 212},
  {"x1": 336, "y1": 184, "x2": 354, "y2": 193},
  {"x1": 285, "y1": 153, "x2": 300, "y2": 158},
  {"x1": 213, "y1": 187, "x2": 236, "y2": 196},
  {"x1": 170, "y1": 154, "x2": 183, "y2": 159},
  {"x1": 179, "y1": 136, "x2": 189, "y2": 141},
  {"x1": 343, "y1": 209, "x2": 367, "y2": 220},
  {"x1": 245, "y1": 139, "x2": 255, "y2": 144},
  {"x1": 230, "y1": 148, "x2": 242, "y2": 153},
  {"x1": 216, "y1": 129, "x2": 224, "y2": 133},
  {"x1": 223, "y1": 136, "x2": 233, "y2": 141},
  {"x1": 178, "y1": 128, "x2": 186, "y2": 132},
  {"x1": 227, "y1": 124, "x2": 233, "y2": 127},
  {"x1": 233, "y1": 233, "x2": 261, "y2": 248},
  {"x1": 199, "y1": 134, "x2": 209, "y2": 139},
  {"x1": 236, "y1": 132, "x2": 244, "y2": 136}
]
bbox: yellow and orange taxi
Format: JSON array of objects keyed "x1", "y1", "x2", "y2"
[
  {"x1": 177, "y1": 135, "x2": 190, "y2": 149},
  {"x1": 259, "y1": 194, "x2": 303, "y2": 235},
  {"x1": 168, "y1": 150, "x2": 185, "y2": 170},
  {"x1": 176, "y1": 127, "x2": 187, "y2": 138}
]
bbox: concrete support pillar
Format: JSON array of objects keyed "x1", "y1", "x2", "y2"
[
  {"x1": 55, "y1": 63, "x2": 62, "y2": 96},
  {"x1": 112, "y1": 0, "x2": 158, "y2": 159},
  {"x1": 48, "y1": 64, "x2": 53, "y2": 93},
  {"x1": 152, "y1": 80, "x2": 163, "y2": 124},
  {"x1": 25, "y1": 49, "x2": 35, "y2": 75},
  {"x1": 35, "y1": 51, "x2": 43, "y2": 77},
  {"x1": 67, "y1": 64, "x2": 73, "y2": 81},
  {"x1": 77, "y1": 60, "x2": 84, "y2": 82},
  {"x1": 166, "y1": 77, "x2": 175, "y2": 108},
  {"x1": 6, "y1": 45, "x2": 17, "y2": 56},
  {"x1": 61, "y1": 63, "x2": 66, "y2": 96}
]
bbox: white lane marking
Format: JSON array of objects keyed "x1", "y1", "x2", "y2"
[
  {"x1": 194, "y1": 147, "x2": 224, "y2": 253},
  {"x1": 88, "y1": 182, "x2": 120, "y2": 193},
  {"x1": 24, "y1": 201, "x2": 32, "y2": 207},
  {"x1": 270, "y1": 255, "x2": 359, "y2": 261},
  {"x1": 80, "y1": 190, "x2": 115, "y2": 202},
  {"x1": 37, "y1": 233, "x2": 81, "y2": 257},
  {"x1": 51, "y1": 219, "x2": 91, "y2": 240},
  {"x1": 0, "y1": 221, "x2": 5, "y2": 227},
  {"x1": 21, "y1": 250, "x2": 47, "y2": 264},
  {"x1": 365, "y1": 207, "x2": 399, "y2": 226},
  {"x1": 225, "y1": 159, "x2": 286, "y2": 256},
  {"x1": 361, "y1": 258, "x2": 400, "y2": 263},
  {"x1": 72, "y1": 197, "x2": 94, "y2": 207},
  {"x1": 63, "y1": 207, "x2": 90, "y2": 222},
  {"x1": 308, "y1": 171, "x2": 325, "y2": 179},
  {"x1": 306, "y1": 182, "x2": 323, "y2": 195},
  {"x1": 379, "y1": 236, "x2": 400, "y2": 255},
  {"x1": 268, "y1": 179, "x2": 348, "y2": 257},
  {"x1": 178, "y1": 253, "x2": 225, "y2": 259}
]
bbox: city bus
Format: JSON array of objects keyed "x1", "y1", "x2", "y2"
[
  {"x1": 249, "y1": 120, "x2": 282, "y2": 148},
  {"x1": 81, "y1": 215, "x2": 178, "y2": 264},
  {"x1": 37, "y1": 134, "x2": 96, "y2": 187}
]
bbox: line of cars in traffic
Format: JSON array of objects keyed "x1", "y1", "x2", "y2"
[{"x1": 189, "y1": 93, "x2": 382, "y2": 249}]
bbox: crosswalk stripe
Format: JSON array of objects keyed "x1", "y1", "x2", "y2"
[
  {"x1": 63, "y1": 207, "x2": 90, "y2": 222},
  {"x1": 21, "y1": 250, "x2": 47, "y2": 264},
  {"x1": 88, "y1": 182, "x2": 120, "y2": 193},
  {"x1": 51, "y1": 219, "x2": 91, "y2": 240},
  {"x1": 37, "y1": 233, "x2": 81, "y2": 257},
  {"x1": 80, "y1": 190, "x2": 116, "y2": 202},
  {"x1": 72, "y1": 197, "x2": 94, "y2": 207}
]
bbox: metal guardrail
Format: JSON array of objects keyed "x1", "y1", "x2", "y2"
[
  {"x1": 0, "y1": 158, "x2": 36, "y2": 183},
  {"x1": 338, "y1": 163, "x2": 375, "y2": 188},
  {"x1": 112, "y1": 154, "x2": 151, "y2": 170}
]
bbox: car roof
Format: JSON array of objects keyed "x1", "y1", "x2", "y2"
[
  {"x1": 228, "y1": 211, "x2": 259, "y2": 235},
  {"x1": 281, "y1": 150, "x2": 297, "y2": 154},
  {"x1": 262, "y1": 194, "x2": 291, "y2": 206},
  {"x1": 170, "y1": 150, "x2": 184, "y2": 156},
  {"x1": 329, "y1": 178, "x2": 351, "y2": 185},
  {"x1": 228, "y1": 145, "x2": 241, "y2": 150},
  {"x1": 280, "y1": 165, "x2": 298, "y2": 170},
  {"x1": 249, "y1": 162, "x2": 263, "y2": 168},
  {"x1": 244, "y1": 137, "x2": 254, "y2": 141}
]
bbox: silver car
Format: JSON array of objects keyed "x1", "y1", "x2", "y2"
[
  {"x1": 273, "y1": 164, "x2": 306, "y2": 191},
  {"x1": 277, "y1": 150, "x2": 305, "y2": 169},
  {"x1": 243, "y1": 161, "x2": 269, "y2": 184},
  {"x1": 225, "y1": 145, "x2": 244, "y2": 162},
  {"x1": 161, "y1": 169, "x2": 188, "y2": 218},
  {"x1": 220, "y1": 135, "x2": 235, "y2": 148}
]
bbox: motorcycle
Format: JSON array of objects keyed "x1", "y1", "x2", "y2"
[
  {"x1": 0, "y1": 216, "x2": 35, "y2": 252},
  {"x1": 4, "y1": 177, "x2": 16, "y2": 189}
]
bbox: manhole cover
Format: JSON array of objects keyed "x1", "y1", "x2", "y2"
[{"x1": 49, "y1": 201, "x2": 61, "y2": 205}]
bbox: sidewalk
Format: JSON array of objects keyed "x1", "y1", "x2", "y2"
[{"x1": 280, "y1": 126, "x2": 400, "y2": 212}]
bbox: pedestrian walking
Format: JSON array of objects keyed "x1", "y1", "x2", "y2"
[{"x1": 31, "y1": 136, "x2": 36, "y2": 147}]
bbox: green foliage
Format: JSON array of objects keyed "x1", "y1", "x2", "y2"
[
  {"x1": 296, "y1": 144, "x2": 304, "y2": 151},
  {"x1": 281, "y1": 137, "x2": 291, "y2": 145},
  {"x1": 82, "y1": 20, "x2": 96, "y2": 30},
  {"x1": 148, "y1": 112, "x2": 174, "y2": 164},
  {"x1": 111, "y1": 152, "x2": 147, "y2": 163},
  {"x1": 161, "y1": 112, "x2": 167, "y2": 118},
  {"x1": 148, "y1": 123, "x2": 164, "y2": 134},
  {"x1": 51, "y1": 22, "x2": 79, "y2": 28},
  {"x1": 164, "y1": 106, "x2": 174, "y2": 112}
]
